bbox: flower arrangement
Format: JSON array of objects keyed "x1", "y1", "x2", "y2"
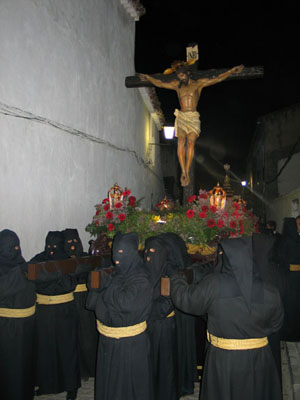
[
  {"x1": 86, "y1": 185, "x2": 259, "y2": 254},
  {"x1": 85, "y1": 187, "x2": 143, "y2": 239},
  {"x1": 179, "y1": 190, "x2": 259, "y2": 248}
]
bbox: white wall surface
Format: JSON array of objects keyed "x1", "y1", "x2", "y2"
[
  {"x1": 267, "y1": 187, "x2": 300, "y2": 233},
  {"x1": 0, "y1": 0, "x2": 164, "y2": 260},
  {"x1": 277, "y1": 152, "x2": 300, "y2": 196}
]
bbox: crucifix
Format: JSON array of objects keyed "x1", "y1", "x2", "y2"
[{"x1": 125, "y1": 44, "x2": 263, "y2": 188}]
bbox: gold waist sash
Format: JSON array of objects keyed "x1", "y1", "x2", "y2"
[
  {"x1": 207, "y1": 331, "x2": 268, "y2": 350},
  {"x1": 36, "y1": 292, "x2": 74, "y2": 305},
  {"x1": 0, "y1": 304, "x2": 36, "y2": 318},
  {"x1": 167, "y1": 310, "x2": 175, "y2": 318},
  {"x1": 74, "y1": 283, "x2": 88, "y2": 293},
  {"x1": 97, "y1": 320, "x2": 147, "y2": 339},
  {"x1": 290, "y1": 264, "x2": 300, "y2": 271}
]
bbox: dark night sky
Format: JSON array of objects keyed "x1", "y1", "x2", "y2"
[{"x1": 134, "y1": 1, "x2": 300, "y2": 190}]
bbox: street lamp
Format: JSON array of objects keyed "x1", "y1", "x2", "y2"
[{"x1": 163, "y1": 126, "x2": 175, "y2": 140}]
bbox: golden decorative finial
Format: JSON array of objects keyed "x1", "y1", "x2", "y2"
[
  {"x1": 209, "y1": 183, "x2": 226, "y2": 209},
  {"x1": 108, "y1": 183, "x2": 123, "y2": 209}
]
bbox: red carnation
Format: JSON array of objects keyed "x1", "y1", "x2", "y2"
[
  {"x1": 105, "y1": 211, "x2": 113, "y2": 220},
  {"x1": 129, "y1": 196, "x2": 136, "y2": 202},
  {"x1": 199, "y1": 193, "x2": 208, "y2": 199},
  {"x1": 186, "y1": 209, "x2": 194, "y2": 219},
  {"x1": 115, "y1": 202, "x2": 122, "y2": 209},
  {"x1": 209, "y1": 205, "x2": 217, "y2": 214},
  {"x1": 123, "y1": 190, "x2": 131, "y2": 197},
  {"x1": 96, "y1": 210, "x2": 100, "y2": 215},
  {"x1": 233, "y1": 202, "x2": 240, "y2": 210},
  {"x1": 186, "y1": 195, "x2": 197, "y2": 203},
  {"x1": 198, "y1": 212, "x2": 207, "y2": 219},
  {"x1": 232, "y1": 210, "x2": 240, "y2": 219},
  {"x1": 202, "y1": 205, "x2": 209, "y2": 212},
  {"x1": 128, "y1": 196, "x2": 136, "y2": 207},
  {"x1": 108, "y1": 223, "x2": 115, "y2": 231},
  {"x1": 118, "y1": 213, "x2": 126, "y2": 221},
  {"x1": 102, "y1": 198, "x2": 109, "y2": 204},
  {"x1": 217, "y1": 219, "x2": 225, "y2": 229},
  {"x1": 104, "y1": 204, "x2": 110, "y2": 211},
  {"x1": 230, "y1": 231, "x2": 237, "y2": 237},
  {"x1": 230, "y1": 220, "x2": 237, "y2": 229},
  {"x1": 207, "y1": 219, "x2": 216, "y2": 228},
  {"x1": 223, "y1": 212, "x2": 229, "y2": 219},
  {"x1": 239, "y1": 220, "x2": 244, "y2": 235}
]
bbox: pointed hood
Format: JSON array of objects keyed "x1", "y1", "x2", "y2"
[
  {"x1": 0, "y1": 229, "x2": 26, "y2": 276},
  {"x1": 144, "y1": 236, "x2": 169, "y2": 286},
  {"x1": 112, "y1": 232, "x2": 141, "y2": 275},
  {"x1": 44, "y1": 231, "x2": 67, "y2": 260},
  {"x1": 220, "y1": 236, "x2": 256, "y2": 310},
  {"x1": 62, "y1": 228, "x2": 84, "y2": 257},
  {"x1": 156, "y1": 232, "x2": 191, "y2": 269},
  {"x1": 282, "y1": 217, "x2": 300, "y2": 243}
]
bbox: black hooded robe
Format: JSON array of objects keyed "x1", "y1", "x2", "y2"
[
  {"x1": 156, "y1": 233, "x2": 198, "y2": 396},
  {"x1": 31, "y1": 231, "x2": 80, "y2": 396},
  {"x1": 171, "y1": 237, "x2": 283, "y2": 400},
  {"x1": 277, "y1": 217, "x2": 300, "y2": 341},
  {"x1": 34, "y1": 269, "x2": 81, "y2": 396},
  {"x1": 29, "y1": 230, "x2": 69, "y2": 263},
  {"x1": 63, "y1": 228, "x2": 98, "y2": 380},
  {"x1": 0, "y1": 230, "x2": 36, "y2": 400},
  {"x1": 252, "y1": 233, "x2": 285, "y2": 381},
  {"x1": 144, "y1": 236, "x2": 178, "y2": 400},
  {"x1": 86, "y1": 232, "x2": 153, "y2": 400}
]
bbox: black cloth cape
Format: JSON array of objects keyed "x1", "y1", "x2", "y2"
[
  {"x1": 277, "y1": 217, "x2": 300, "y2": 341},
  {"x1": 86, "y1": 232, "x2": 153, "y2": 400},
  {"x1": 34, "y1": 268, "x2": 81, "y2": 395},
  {"x1": 0, "y1": 229, "x2": 36, "y2": 400},
  {"x1": 171, "y1": 236, "x2": 283, "y2": 400},
  {"x1": 252, "y1": 233, "x2": 285, "y2": 381},
  {"x1": 62, "y1": 228, "x2": 97, "y2": 379},
  {"x1": 144, "y1": 236, "x2": 178, "y2": 400},
  {"x1": 29, "y1": 230, "x2": 68, "y2": 262},
  {"x1": 156, "y1": 233, "x2": 197, "y2": 396},
  {"x1": 74, "y1": 263, "x2": 98, "y2": 379}
]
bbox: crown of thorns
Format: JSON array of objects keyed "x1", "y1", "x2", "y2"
[{"x1": 163, "y1": 59, "x2": 197, "y2": 75}]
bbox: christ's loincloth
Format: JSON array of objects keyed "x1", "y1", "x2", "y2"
[{"x1": 174, "y1": 109, "x2": 201, "y2": 138}]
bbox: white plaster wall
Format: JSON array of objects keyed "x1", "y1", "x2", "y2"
[
  {"x1": 0, "y1": 0, "x2": 164, "y2": 260},
  {"x1": 277, "y1": 152, "x2": 300, "y2": 196},
  {"x1": 267, "y1": 187, "x2": 300, "y2": 233}
]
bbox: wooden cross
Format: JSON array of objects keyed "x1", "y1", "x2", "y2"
[{"x1": 125, "y1": 66, "x2": 263, "y2": 88}]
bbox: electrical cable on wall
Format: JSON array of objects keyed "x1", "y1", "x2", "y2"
[{"x1": 0, "y1": 101, "x2": 163, "y2": 184}]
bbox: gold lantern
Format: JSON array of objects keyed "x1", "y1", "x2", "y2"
[
  {"x1": 209, "y1": 183, "x2": 226, "y2": 209},
  {"x1": 108, "y1": 183, "x2": 123, "y2": 209}
]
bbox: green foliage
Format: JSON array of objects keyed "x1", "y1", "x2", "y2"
[{"x1": 85, "y1": 189, "x2": 259, "y2": 246}]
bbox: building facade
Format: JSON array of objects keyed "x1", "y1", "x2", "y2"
[
  {"x1": 246, "y1": 103, "x2": 300, "y2": 230},
  {"x1": 0, "y1": 0, "x2": 164, "y2": 259}
]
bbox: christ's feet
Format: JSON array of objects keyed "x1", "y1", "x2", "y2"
[{"x1": 180, "y1": 171, "x2": 190, "y2": 187}]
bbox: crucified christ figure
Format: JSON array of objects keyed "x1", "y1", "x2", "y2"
[{"x1": 139, "y1": 63, "x2": 244, "y2": 186}]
